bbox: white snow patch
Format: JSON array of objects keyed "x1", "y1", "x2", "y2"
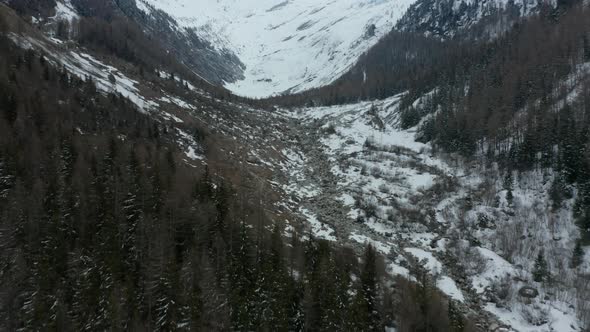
[
  {"x1": 404, "y1": 248, "x2": 443, "y2": 274},
  {"x1": 436, "y1": 276, "x2": 464, "y2": 302},
  {"x1": 53, "y1": 0, "x2": 79, "y2": 22},
  {"x1": 349, "y1": 232, "x2": 392, "y2": 255},
  {"x1": 300, "y1": 208, "x2": 337, "y2": 241}
]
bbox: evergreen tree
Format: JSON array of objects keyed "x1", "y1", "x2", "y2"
[
  {"x1": 153, "y1": 260, "x2": 180, "y2": 331},
  {"x1": 0, "y1": 157, "x2": 14, "y2": 201},
  {"x1": 448, "y1": 300, "x2": 465, "y2": 332},
  {"x1": 550, "y1": 174, "x2": 568, "y2": 210},
  {"x1": 122, "y1": 150, "x2": 142, "y2": 270},
  {"x1": 259, "y1": 224, "x2": 291, "y2": 330},
  {"x1": 185, "y1": 263, "x2": 203, "y2": 331},
  {"x1": 533, "y1": 250, "x2": 549, "y2": 282},
  {"x1": 574, "y1": 185, "x2": 590, "y2": 242},
  {"x1": 1, "y1": 90, "x2": 17, "y2": 125},
  {"x1": 350, "y1": 245, "x2": 381, "y2": 331},
  {"x1": 571, "y1": 240, "x2": 584, "y2": 268},
  {"x1": 228, "y1": 221, "x2": 256, "y2": 331},
  {"x1": 503, "y1": 171, "x2": 514, "y2": 207},
  {"x1": 121, "y1": 150, "x2": 144, "y2": 325}
]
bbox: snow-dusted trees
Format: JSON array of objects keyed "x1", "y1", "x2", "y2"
[
  {"x1": 122, "y1": 150, "x2": 142, "y2": 272},
  {"x1": 350, "y1": 245, "x2": 381, "y2": 331},
  {"x1": 571, "y1": 241, "x2": 584, "y2": 269},
  {"x1": 533, "y1": 250, "x2": 549, "y2": 283},
  {"x1": 0, "y1": 16, "x2": 480, "y2": 331},
  {"x1": 0, "y1": 157, "x2": 14, "y2": 201}
]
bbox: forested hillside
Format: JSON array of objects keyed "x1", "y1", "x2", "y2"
[
  {"x1": 0, "y1": 3, "x2": 477, "y2": 331},
  {"x1": 1, "y1": 0, "x2": 590, "y2": 330}
]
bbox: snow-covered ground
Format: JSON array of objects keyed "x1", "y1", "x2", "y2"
[
  {"x1": 138, "y1": 0, "x2": 416, "y2": 97},
  {"x1": 276, "y1": 96, "x2": 590, "y2": 331}
]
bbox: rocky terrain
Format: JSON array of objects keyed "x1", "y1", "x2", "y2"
[{"x1": 265, "y1": 97, "x2": 589, "y2": 331}]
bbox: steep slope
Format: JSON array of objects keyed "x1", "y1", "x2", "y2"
[
  {"x1": 138, "y1": 0, "x2": 416, "y2": 97},
  {"x1": 9, "y1": 0, "x2": 245, "y2": 85},
  {"x1": 397, "y1": 0, "x2": 557, "y2": 39},
  {"x1": 114, "y1": 0, "x2": 245, "y2": 85}
]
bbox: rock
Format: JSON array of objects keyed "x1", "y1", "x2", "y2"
[
  {"x1": 247, "y1": 156, "x2": 260, "y2": 164},
  {"x1": 518, "y1": 286, "x2": 539, "y2": 299}
]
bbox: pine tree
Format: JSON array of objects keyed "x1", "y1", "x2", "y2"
[
  {"x1": 213, "y1": 181, "x2": 230, "y2": 237},
  {"x1": 121, "y1": 150, "x2": 144, "y2": 326},
  {"x1": 350, "y1": 245, "x2": 380, "y2": 331},
  {"x1": 71, "y1": 255, "x2": 106, "y2": 330},
  {"x1": 533, "y1": 250, "x2": 549, "y2": 282},
  {"x1": 228, "y1": 221, "x2": 256, "y2": 331},
  {"x1": 150, "y1": 164, "x2": 164, "y2": 218},
  {"x1": 186, "y1": 266, "x2": 203, "y2": 331},
  {"x1": 122, "y1": 150, "x2": 142, "y2": 271},
  {"x1": 314, "y1": 251, "x2": 344, "y2": 330},
  {"x1": 254, "y1": 248, "x2": 289, "y2": 330},
  {"x1": 448, "y1": 300, "x2": 465, "y2": 332},
  {"x1": 0, "y1": 156, "x2": 14, "y2": 201},
  {"x1": 260, "y1": 224, "x2": 291, "y2": 330},
  {"x1": 153, "y1": 260, "x2": 180, "y2": 331},
  {"x1": 504, "y1": 171, "x2": 514, "y2": 207},
  {"x1": 1, "y1": 90, "x2": 17, "y2": 125},
  {"x1": 550, "y1": 174, "x2": 567, "y2": 210},
  {"x1": 571, "y1": 240, "x2": 584, "y2": 268},
  {"x1": 58, "y1": 139, "x2": 77, "y2": 249}
]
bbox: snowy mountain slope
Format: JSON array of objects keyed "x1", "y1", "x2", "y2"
[
  {"x1": 138, "y1": 0, "x2": 416, "y2": 97},
  {"x1": 22, "y1": 0, "x2": 245, "y2": 85},
  {"x1": 397, "y1": 0, "x2": 557, "y2": 38}
]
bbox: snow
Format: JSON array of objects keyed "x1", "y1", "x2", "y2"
[
  {"x1": 349, "y1": 232, "x2": 392, "y2": 255},
  {"x1": 404, "y1": 248, "x2": 442, "y2": 274},
  {"x1": 279, "y1": 148, "x2": 321, "y2": 200},
  {"x1": 177, "y1": 129, "x2": 204, "y2": 161},
  {"x1": 404, "y1": 248, "x2": 464, "y2": 302},
  {"x1": 387, "y1": 262, "x2": 412, "y2": 279},
  {"x1": 138, "y1": 0, "x2": 416, "y2": 97},
  {"x1": 436, "y1": 276, "x2": 464, "y2": 302},
  {"x1": 485, "y1": 303, "x2": 580, "y2": 332},
  {"x1": 276, "y1": 93, "x2": 588, "y2": 330},
  {"x1": 159, "y1": 96, "x2": 195, "y2": 111},
  {"x1": 300, "y1": 208, "x2": 337, "y2": 241},
  {"x1": 64, "y1": 52, "x2": 158, "y2": 112},
  {"x1": 53, "y1": 0, "x2": 79, "y2": 22},
  {"x1": 471, "y1": 247, "x2": 515, "y2": 294},
  {"x1": 7, "y1": 33, "x2": 158, "y2": 113}
]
